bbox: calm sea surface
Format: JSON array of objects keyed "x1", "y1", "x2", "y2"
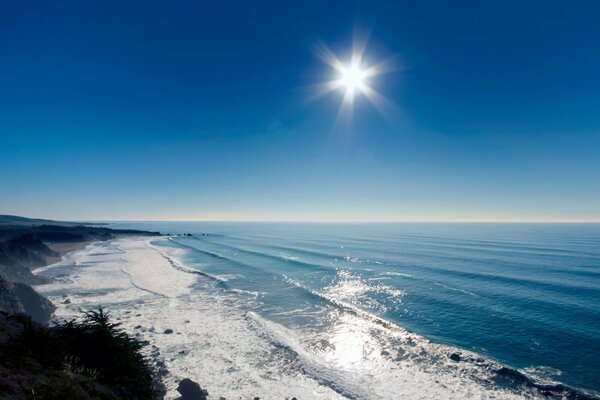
[{"x1": 106, "y1": 222, "x2": 600, "y2": 395}]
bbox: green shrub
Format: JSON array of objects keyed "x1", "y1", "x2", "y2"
[{"x1": 0, "y1": 307, "x2": 156, "y2": 399}]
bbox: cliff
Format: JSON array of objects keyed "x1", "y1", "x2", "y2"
[{"x1": 0, "y1": 216, "x2": 161, "y2": 324}]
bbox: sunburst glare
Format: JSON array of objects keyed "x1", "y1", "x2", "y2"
[
  {"x1": 338, "y1": 63, "x2": 367, "y2": 93},
  {"x1": 312, "y1": 32, "x2": 396, "y2": 123}
]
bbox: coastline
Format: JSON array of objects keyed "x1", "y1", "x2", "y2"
[
  {"x1": 33, "y1": 236, "x2": 351, "y2": 399},
  {"x1": 31, "y1": 234, "x2": 600, "y2": 400},
  {"x1": 33, "y1": 236, "x2": 200, "y2": 399},
  {"x1": 0, "y1": 220, "x2": 169, "y2": 399},
  {"x1": 0, "y1": 220, "x2": 162, "y2": 324}
]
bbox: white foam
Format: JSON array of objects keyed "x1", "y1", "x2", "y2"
[
  {"x1": 433, "y1": 282, "x2": 478, "y2": 297},
  {"x1": 33, "y1": 238, "x2": 348, "y2": 399},
  {"x1": 33, "y1": 237, "x2": 546, "y2": 400},
  {"x1": 248, "y1": 309, "x2": 540, "y2": 400},
  {"x1": 521, "y1": 366, "x2": 562, "y2": 385},
  {"x1": 121, "y1": 239, "x2": 197, "y2": 298},
  {"x1": 382, "y1": 271, "x2": 413, "y2": 278}
]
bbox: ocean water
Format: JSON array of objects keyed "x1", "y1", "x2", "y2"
[{"x1": 81, "y1": 223, "x2": 600, "y2": 397}]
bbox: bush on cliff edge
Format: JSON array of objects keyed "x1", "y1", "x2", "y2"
[{"x1": 0, "y1": 307, "x2": 157, "y2": 399}]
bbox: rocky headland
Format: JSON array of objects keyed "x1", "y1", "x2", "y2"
[{"x1": 0, "y1": 215, "x2": 160, "y2": 324}]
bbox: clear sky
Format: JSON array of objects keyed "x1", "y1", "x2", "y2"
[{"x1": 1, "y1": 1, "x2": 599, "y2": 222}]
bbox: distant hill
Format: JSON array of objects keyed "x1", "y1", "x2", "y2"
[{"x1": 0, "y1": 215, "x2": 105, "y2": 227}]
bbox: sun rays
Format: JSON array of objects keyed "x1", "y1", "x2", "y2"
[{"x1": 311, "y1": 31, "x2": 398, "y2": 125}]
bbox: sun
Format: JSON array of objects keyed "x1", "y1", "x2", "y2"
[
  {"x1": 339, "y1": 63, "x2": 367, "y2": 93},
  {"x1": 312, "y1": 32, "x2": 396, "y2": 120}
]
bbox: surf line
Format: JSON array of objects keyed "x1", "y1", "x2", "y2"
[
  {"x1": 119, "y1": 245, "x2": 170, "y2": 299},
  {"x1": 144, "y1": 239, "x2": 226, "y2": 284}
]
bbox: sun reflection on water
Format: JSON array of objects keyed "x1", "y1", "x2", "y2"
[
  {"x1": 324, "y1": 269, "x2": 405, "y2": 314},
  {"x1": 325, "y1": 312, "x2": 381, "y2": 368},
  {"x1": 315, "y1": 269, "x2": 408, "y2": 369}
]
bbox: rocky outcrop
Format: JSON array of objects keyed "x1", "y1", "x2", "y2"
[
  {"x1": 0, "y1": 274, "x2": 25, "y2": 316},
  {"x1": 0, "y1": 233, "x2": 58, "y2": 284},
  {"x1": 13, "y1": 282, "x2": 55, "y2": 323},
  {"x1": 176, "y1": 378, "x2": 208, "y2": 400},
  {"x1": 0, "y1": 273, "x2": 55, "y2": 324}
]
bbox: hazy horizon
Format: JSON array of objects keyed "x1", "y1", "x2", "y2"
[{"x1": 7, "y1": 214, "x2": 600, "y2": 224}]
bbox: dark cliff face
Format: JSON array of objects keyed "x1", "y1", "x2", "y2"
[
  {"x1": 0, "y1": 274, "x2": 55, "y2": 324},
  {"x1": 0, "y1": 226, "x2": 63, "y2": 326},
  {"x1": 0, "y1": 234, "x2": 58, "y2": 284},
  {"x1": 0, "y1": 275, "x2": 25, "y2": 316},
  {"x1": 12, "y1": 282, "x2": 55, "y2": 323}
]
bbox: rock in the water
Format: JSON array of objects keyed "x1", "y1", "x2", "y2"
[
  {"x1": 164, "y1": 328, "x2": 174, "y2": 334},
  {"x1": 449, "y1": 353, "x2": 461, "y2": 362},
  {"x1": 176, "y1": 378, "x2": 208, "y2": 400},
  {"x1": 62, "y1": 298, "x2": 71, "y2": 304}
]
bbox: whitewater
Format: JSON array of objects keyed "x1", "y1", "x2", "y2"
[{"x1": 33, "y1": 222, "x2": 600, "y2": 399}]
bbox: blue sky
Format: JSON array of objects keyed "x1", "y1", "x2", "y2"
[{"x1": 1, "y1": 1, "x2": 599, "y2": 221}]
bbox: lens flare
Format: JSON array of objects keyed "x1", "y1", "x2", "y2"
[{"x1": 311, "y1": 32, "x2": 398, "y2": 125}]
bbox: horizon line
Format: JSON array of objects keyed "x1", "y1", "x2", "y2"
[
  {"x1": 83, "y1": 219, "x2": 600, "y2": 224},
  {"x1": 6, "y1": 214, "x2": 600, "y2": 224}
]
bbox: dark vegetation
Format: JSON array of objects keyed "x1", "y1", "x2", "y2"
[{"x1": 0, "y1": 307, "x2": 160, "y2": 400}]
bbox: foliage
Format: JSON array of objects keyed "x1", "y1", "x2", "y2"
[{"x1": 0, "y1": 307, "x2": 156, "y2": 399}]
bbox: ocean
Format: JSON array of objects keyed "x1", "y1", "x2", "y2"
[{"x1": 39, "y1": 222, "x2": 600, "y2": 399}]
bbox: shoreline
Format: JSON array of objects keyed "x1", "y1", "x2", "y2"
[
  {"x1": 0, "y1": 220, "x2": 171, "y2": 399},
  {"x1": 0, "y1": 221, "x2": 157, "y2": 324},
  {"x1": 31, "y1": 235, "x2": 600, "y2": 400},
  {"x1": 33, "y1": 236, "x2": 352, "y2": 399},
  {"x1": 33, "y1": 236, "x2": 199, "y2": 399}
]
